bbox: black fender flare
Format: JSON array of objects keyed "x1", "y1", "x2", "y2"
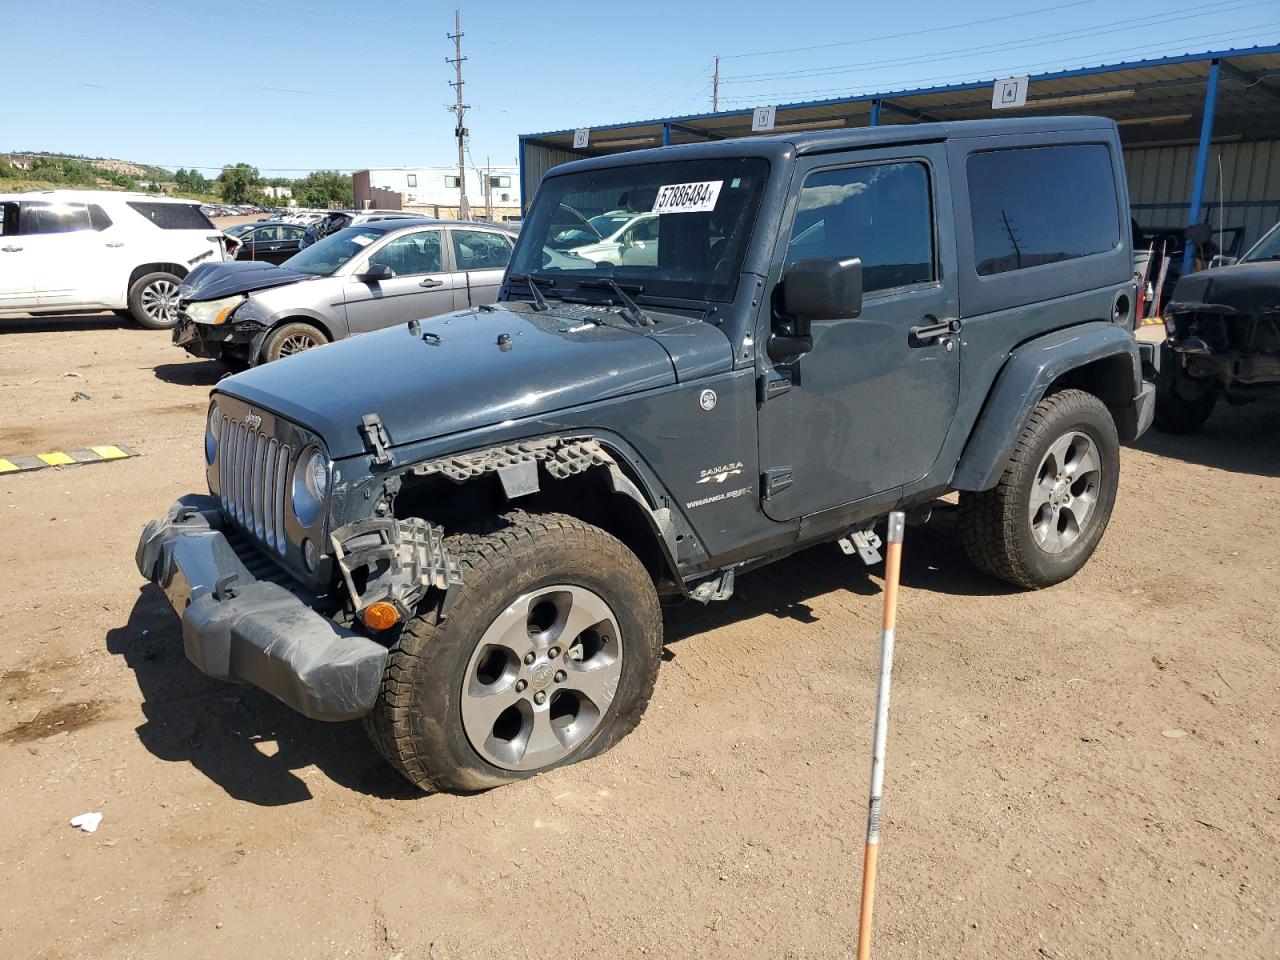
[{"x1": 952, "y1": 322, "x2": 1141, "y2": 491}]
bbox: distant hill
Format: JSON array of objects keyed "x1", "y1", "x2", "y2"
[{"x1": 3, "y1": 151, "x2": 174, "y2": 183}]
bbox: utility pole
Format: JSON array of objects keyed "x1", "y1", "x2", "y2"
[
  {"x1": 447, "y1": 8, "x2": 470, "y2": 220},
  {"x1": 484, "y1": 155, "x2": 493, "y2": 221},
  {"x1": 712, "y1": 55, "x2": 720, "y2": 112}
]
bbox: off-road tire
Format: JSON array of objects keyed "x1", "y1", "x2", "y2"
[
  {"x1": 261, "y1": 321, "x2": 328, "y2": 363},
  {"x1": 959, "y1": 389, "x2": 1120, "y2": 589},
  {"x1": 364, "y1": 512, "x2": 663, "y2": 793},
  {"x1": 127, "y1": 271, "x2": 182, "y2": 329},
  {"x1": 1154, "y1": 344, "x2": 1217, "y2": 434}
]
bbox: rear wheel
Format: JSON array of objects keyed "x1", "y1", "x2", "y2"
[
  {"x1": 959, "y1": 389, "x2": 1120, "y2": 589},
  {"x1": 261, "y1": 321, "x2": 328, "y2": 363},
  {"x1": 127, "y1": 272, "x2": 183, "y2": 329},
  {"x1": 365, "y1": 512, "x2": 663, "y2": 793},
  {"x1": 1154, "y1": 344, "x2": 1217, "y2": 434}
]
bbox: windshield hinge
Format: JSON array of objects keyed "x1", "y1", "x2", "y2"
[
  {"x1": 360, "y1": 413, "x2": 393, "y2": 467},
  {"x1": 757, "y1": 372, "x2": 792, "y2": 404}
]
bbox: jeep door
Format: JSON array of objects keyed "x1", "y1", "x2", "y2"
[
  {"x1": 756, "y1": 144, "x2": 960, "y2": 521},
  {"x1": 448, "y1": 228, "x2": 514, "y2": 308},
  {"x1": 343, "y1": 227, "x2": 457, "y2": 333}
]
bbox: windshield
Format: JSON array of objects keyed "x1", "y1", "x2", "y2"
[
  {"x1": 588, "y1": 212, "x2": 635, "y2": 237},
  {"x1": 1243, "y1": 222, "x2": 1280, "y2": 262},
  {"x1": 224, "y1": 223, "x2": 255, "y2": 238},
  {"x1": 281, "y1": 226, "x2": 381, "y2": 275},
  {"x1": 508, "y1": 157, "x2": 769, "y2": 303}
]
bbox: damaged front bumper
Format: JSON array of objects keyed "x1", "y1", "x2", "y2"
[{"x1": 135, "y1": 495, "x2": 387, "y2": 721}]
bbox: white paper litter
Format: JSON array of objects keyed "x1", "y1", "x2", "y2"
[{"x1": 70, "y1": 812, "x2": 103, "y2": 833}]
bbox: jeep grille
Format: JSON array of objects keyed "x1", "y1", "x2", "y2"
[{"x1": 216, "y1": 416, "x2": 292, "y2": 556}]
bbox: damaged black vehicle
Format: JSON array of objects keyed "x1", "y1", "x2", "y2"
[{"x1": 1156, "y1": 221, "x2": 1280, "y2": 433}]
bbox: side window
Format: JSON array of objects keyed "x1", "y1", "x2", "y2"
[
  {"x1": 282, "y1": 226, "x2": 304, "y2": 240},
  {"x1": 24, "y1": 202, "x2": 93, "y2": 235},
  {"x1": 88, "y1": 205, "x2": 113, "y2": 231},
  {"x1": 967, "y1": 145, "x2": 1119, "y2": 277},
  {"x1": 452, "y1": 229, "x2": 513, "y2": 270},
  {"x1": 255, "y1": 225, "x2": 281, "y2": 242},
  {"x1": 786, "y1": 161, "x2": 935, "y2": 294},
  {"x1": 126, "y1": 202, "x2": 215, "y2": 229},
  {"x1": 626, "y1": 218, "x2": 658, "y2": 243},
  {"x1": 407, "y1": 174, "x2": 417, "y2": 188},
  {"x1": 1, "y1": 202, "x2": 20, "y2": 236},
  {"x1": 368, "y1": 230, "x2": 443, "y2": 276}
]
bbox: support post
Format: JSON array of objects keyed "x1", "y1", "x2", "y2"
[
  {"x1": 517, "y1": 137, "x2": 527, "y2": 215},
  {"x1": 870, "y1": 99, "x2": 881, "y2": 127},
  {"x1": 1183, "y1": 58, "x2": 1220, "y2": 274},
  {"x1": 662, "y1": 122, "x2": 670, "y2": 147}
]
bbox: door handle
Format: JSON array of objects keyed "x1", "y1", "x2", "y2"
[
  {"x1": 909, "y1": 316, "x2": 960, "y2": 344},
  {"x1": 267, "y1": 245, "x2": 280, "y2": 250},
  {"x1": 1, "y1": 246, "x2": 22, "y2": 253},
  {"x1": 105, "y1": 241, "x2": 125, "y2": 248},
  {"x1": 419, "y1": 278, "x2": 444, "y2": 288}
]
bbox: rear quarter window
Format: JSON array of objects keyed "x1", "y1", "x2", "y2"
[
  {"x1": 126, "y1": 201, "x2": 216, "y2": 230},
  {"x1": 967, "y1": 144, "x2": 1119, "y2": 276}
]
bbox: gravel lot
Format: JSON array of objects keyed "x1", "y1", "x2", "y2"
[{"x1": 1, "y1": 315, "x2": 1277, "y2": 960}]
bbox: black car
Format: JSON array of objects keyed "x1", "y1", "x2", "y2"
[
  {"x1": 1155, "y1": 220, "x2": 1280, "y2": 433},
  {"x1": 227, "y1": 221, "x2": 306, "y2": 264}
]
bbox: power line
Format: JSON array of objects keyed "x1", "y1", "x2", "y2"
[
  {"x1": 720, "y1": 0, "x2": 1101, "y2": 59},
  {"x1": 716, "y1": 25, "x2": 1280, "y2": 105},
  {"x1": 721, "y1": 0, "x2": 1270, "y2": 86}
]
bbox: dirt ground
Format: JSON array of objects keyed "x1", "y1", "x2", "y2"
[{"x1": 0, "y1": 315, "x2": 1277, "y2": 960}]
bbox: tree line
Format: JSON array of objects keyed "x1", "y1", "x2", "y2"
[{"x1": 215, "y1": 163, "x2": 353, "y2": 208}]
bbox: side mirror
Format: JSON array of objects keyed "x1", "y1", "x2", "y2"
[
  {"x1": 769, "y1": 257, "x2": 863, "y2": 361},
  {"x1": 1186, "y1": 222, "x2": 1212, "y2": 245},
  {"x1": 1209, "y1": 254, "x2": 1237, "y2": 268},
  {"x1": 358, "y1": 262, "x2": 393, "y2": 283}
]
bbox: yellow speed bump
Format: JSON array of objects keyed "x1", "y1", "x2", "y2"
[{"x1": 1, "y1": 444, "x2": 139, "y2": 475}]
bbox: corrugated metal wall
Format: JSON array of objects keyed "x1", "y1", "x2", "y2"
[
  {"x1": 1126, "y1": 139, "x2": 1280, "y2": 253},
  {"x1": 521, "y1": 143, "x2": 581, "y2": 207}
]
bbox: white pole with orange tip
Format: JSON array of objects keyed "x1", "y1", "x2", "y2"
[{"x1": 855, "y1": 510, "x2": 905, "y2": 960}]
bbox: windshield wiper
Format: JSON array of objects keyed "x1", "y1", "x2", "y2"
[
  {"x1": 577, "y1": 278, "x2": 653, "y2": 327},
  {"x1": 507, "y1": 273, "x2": 554, "y2": 311}
]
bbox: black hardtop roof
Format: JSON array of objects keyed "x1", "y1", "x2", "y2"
[{"x1": 546, "y1": 115, "x2": 1117, "y2": 178}]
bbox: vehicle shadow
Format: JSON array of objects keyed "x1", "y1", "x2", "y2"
[
  {"x1": 1129, "y1": 401, "x2": 1280, "y2": 478},
  {"x1": 0, "y1": 312, "x2": 128, "y2": 334},
  {"x1": 106, "y1": 584, "x2": 421, "y2": 805},
  {"x1": 664, "y1": 516, "x2": 1017, "y2": 644},
  {"x1": 152, "y1": 360, "x2": 230, "y2": 387}
]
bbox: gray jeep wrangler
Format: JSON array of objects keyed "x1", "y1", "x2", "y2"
[{"x1": 137, "y1": 116, "x2": 1155, "y2": 793}]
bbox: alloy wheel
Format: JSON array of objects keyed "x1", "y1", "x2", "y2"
[
  {"x1": 1028, "y1": 430, "x2": 1102, "y2": 554},
  {"x1": 460, "y1": 584, "x2": 623, "y2": 771},
  {"x1": 279, "y1": 333, "x2": 318, "y2": 355},
  {"x1": 141, "y1": 279, "x2": 179, "y2": 325}
]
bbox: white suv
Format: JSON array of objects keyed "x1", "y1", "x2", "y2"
[{"x1": 0, "y1": 190, "x2": 228, "y2": 329}]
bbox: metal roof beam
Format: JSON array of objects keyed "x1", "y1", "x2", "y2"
[
  {"x1": 1217, "y1": 58, "x2": 1280, "y2": 104},
  {"x1": 878, "y1": 99, "x2": 940, "y2": 123}
]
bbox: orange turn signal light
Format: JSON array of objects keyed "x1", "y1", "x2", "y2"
[{"x1": 361, "y1": 602, "x2": 401, "y2": 632}]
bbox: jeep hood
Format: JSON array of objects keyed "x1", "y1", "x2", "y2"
[
  {"x1": 217, "y1": 302, "x2": 732, "y2": 459},
  {"x1": 181, "y1": 260, "x2": 312, "y2": 301},
  {"x1": 1168, "y1": 261, "x2": 1280, "y2": 315}
]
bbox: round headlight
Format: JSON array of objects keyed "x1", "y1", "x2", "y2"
[
  {"x1": 205, "y1": 403, "x2": 221, "y2": 464},
  {"x1": 291, "y1": 447, "x2": 329, "y2": 527}
]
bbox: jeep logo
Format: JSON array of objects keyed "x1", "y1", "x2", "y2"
[{"x1": 245, "y1": 413, "x2": 263, "y2": 429}]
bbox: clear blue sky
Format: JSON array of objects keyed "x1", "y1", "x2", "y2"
[{"x1": 4, "y1": 0, "x2": 1276, "y2": 175}]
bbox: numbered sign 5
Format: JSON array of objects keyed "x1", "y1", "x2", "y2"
[{"x1": 751, "y1": 105, "x2": 776, "y2": 133}]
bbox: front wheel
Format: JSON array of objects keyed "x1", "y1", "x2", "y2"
[
  {"x1": 959, "y1": 389, "x2": 1120, "y2": 589},
  {"x1": 1154, "y1": 344, "x2": 1217, "y2": 434},
  {"x1": 365, "y1": 512, "x2": 663, "y2": 793},
  {"x1": 260, "y1": 321, "x2": 328, "y2": 363}
]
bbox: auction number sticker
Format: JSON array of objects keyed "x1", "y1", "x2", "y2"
[{"x1": 651, "y1": 180, "x2": 723, "y2": 215}]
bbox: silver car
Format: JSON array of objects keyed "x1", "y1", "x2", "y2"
[{"x1": 173, "y1": 218, "x2": 516, "y2": 367}]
